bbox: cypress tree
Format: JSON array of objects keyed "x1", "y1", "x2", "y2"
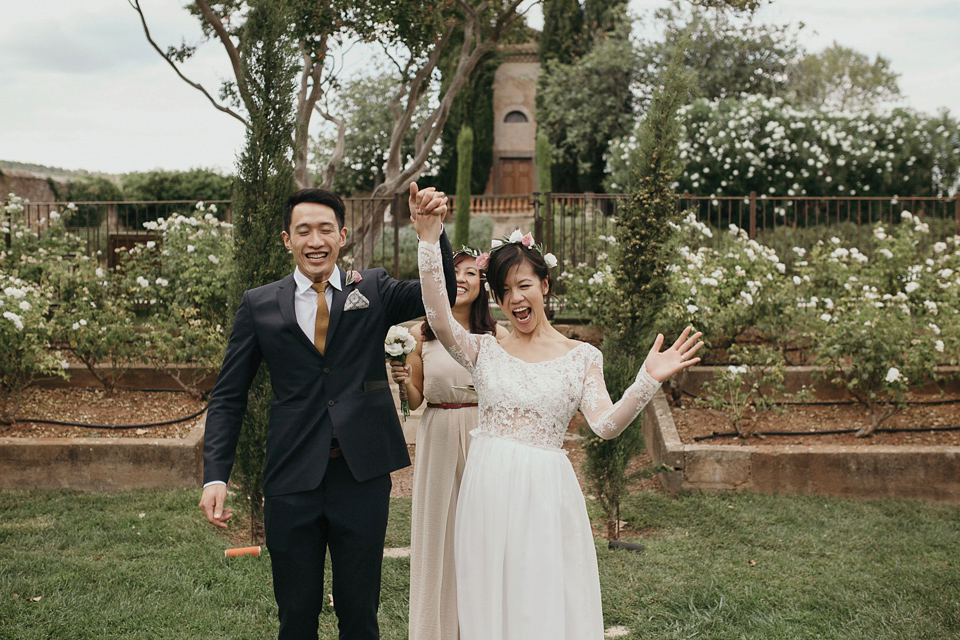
[
  {"x1": 454, "y1": 125, "x2": 474, "y2": 249},
  {"x1": 539, "y1": 0, "x2": 585, "y2": 64},
  {"x1": 229, "y1": 0, "x2": 299, "y2": 543},
  {"x1": 580, "y1": 48, "x2": 689, "y2": 541}
]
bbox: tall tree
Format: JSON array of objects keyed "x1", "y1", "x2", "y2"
[
  {"x1": 635, "y1": 0, "x2": 803, "y2": 107},
  {"x1": 539, "y1": 0, "x2": 585, "y2": 64},
  {"x1": 454, "y1": 125, "x2": 474, "y2": 249},
  {"x1": 129, "y1": 0, "x2": 526, "y2": 202},
  {"x1": 228, "y1": 0, "x2": 299, "y2": 542},
  {"x1": 582, "y1": 45, "x2": 690, "y2": 541},
  {"x1": 537, "y1": 17, "x2": 637, "y2": 192},
  {"x1": 788, "y1": 42, "x2": 902, "y2": 111}
]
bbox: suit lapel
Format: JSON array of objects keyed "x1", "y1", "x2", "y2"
[
  {"x1": 325, "y1": 282, "x2": 348, "y2": 354},
  {"x1": 277, "y1": 275, "x2": 318, "y2": 354}
]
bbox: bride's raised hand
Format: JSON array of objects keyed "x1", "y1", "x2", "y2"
[
  {"x1": 642, "y1": 326, "x2": 704, "y2": 383},
  {"x1": 409, "y1": 182, "x2": 446, "y2": 244}
]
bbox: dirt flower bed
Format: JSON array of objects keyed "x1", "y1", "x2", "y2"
[
  {"x1": 672, "y1": 398, "x2": 960, "y2": 447},
  {"x1": 1, "y1": 388, "x2": 206, "y2": 439}
]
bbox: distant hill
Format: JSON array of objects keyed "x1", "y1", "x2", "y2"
[{"x1": 0, "y1": 160, "x2": 120, "y2": 183}]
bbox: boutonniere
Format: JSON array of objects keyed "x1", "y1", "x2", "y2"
[{"x1": 344, "y1": 270, "x2": 363, "y2": 286}]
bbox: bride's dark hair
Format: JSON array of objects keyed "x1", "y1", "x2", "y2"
[
  {"x1": 485, "y1": 243, "x2": 551, "y2": 304},
  {"x1": 421, "y1": 253, "x2": 498, "y2": 341}
]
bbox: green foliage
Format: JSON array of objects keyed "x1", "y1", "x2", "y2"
[
  {"x1": 789, "y1": 42, "x2": 902, "y2": 112},
  {"x1": 579, "y1": 47, "x2": 688, "y2": 542},
  {"x1": 539, "y1": 0, "x2": 585, "y2": 64},
  {"x1": 454, "y1": 126, "x2": 474, "y2": 249},
  {"x1": 229, "y1": 0, "x2": 300, "y2": 542},
  {"x1": 536, "y1": 131, "x2": 552, "y2": 199},
  {"x1": 311, "y1": 70, "x2": 433, "y2": 196},
  {"x1": 603, "y1": 51, "x2": 687, "y2": 347},
  {"x1": 121, "y1": 169, "x2": 233, "y2": 202},
  {"x1": 64, "y1": 177, "x2": 123, "y2": 227},
  {"x1": 537, "y1": 20, "x2": 637, "y2": 192},
  {"x1": 118, "y1": 205, "x2": 234, "y2": 398},
  {"x1": 695, "y1": 344, "x2": 811, "y2": 438},
  {"x1": 0, "y1": 274, "x2": 65, "y2": 423},
  {"x1": 432, "y1": 48, "x2": 499, "y2": 196},
  {"x1": 799, "y1": 212, "x2": 957, "y2": 435},
  {"x1": 635, "y1": 1, "x2": 802, "y2": 107}
]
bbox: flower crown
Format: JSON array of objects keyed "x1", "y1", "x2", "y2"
[{"x1": 484, "y1": 230, "x2": 558, "y2": 270}]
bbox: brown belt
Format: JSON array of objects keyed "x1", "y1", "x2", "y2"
[
  {"x1": 330, "y1": 447, "x2": 342, "y2": 459},
  {"x1": 427, "y1": 402, "x2": 479, "y2": 409}
]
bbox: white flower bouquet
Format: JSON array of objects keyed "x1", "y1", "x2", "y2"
[{"x1": 385, "y1": 325, "x2": 418, "y2": 420}]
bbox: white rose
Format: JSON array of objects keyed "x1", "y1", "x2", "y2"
[
  {"x1": 905, "y1": 281, "x2": 920, "y2": 293},
  {"x1": 508, "y1": 229, "x2": 524, "y2": 243},
  {"x1": 19, "y1": 300, "x2": 31, "y2": 311},
  {"x1": 208, "y1": 254, "x2": 220, "y2": 265},
  {"x1": 385, "y1": 342, "x2": 404, "y2": 357},
  {"x1": 935, "y1": 340, "x2": 945, "y2": 353},
  {"x1": 885, "y1": 367, "x2": 902, "y2": 383},
  {"x1": 2, "y1": 311, "x2": 23, "y2": 331},
  {"x1": 544, "y1": 253, "x2": 558, "y2": 269}
]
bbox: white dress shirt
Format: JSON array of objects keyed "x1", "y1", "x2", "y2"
[{"x1": 292, "y1": 265, "x2": 342, "y2": 341}]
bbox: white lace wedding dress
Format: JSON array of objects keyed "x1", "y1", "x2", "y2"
[{"x1": 418, "y1": 241, "x2": 662, "y2": 640}]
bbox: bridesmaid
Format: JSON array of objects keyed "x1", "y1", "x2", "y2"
[{"x1": 391, "y1": 248, "x2": 508, "y2": 640}]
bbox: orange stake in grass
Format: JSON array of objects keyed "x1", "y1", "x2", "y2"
[{"x1": 225, "y1": 546, "x2": 261, "y2": 558}]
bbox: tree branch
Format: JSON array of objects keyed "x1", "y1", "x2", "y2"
[
  {"x1": 314, "y1": 106, "x2": 345, "y2": 190},
  {"x1": 127, "y1": 0, "x2": 248, "y2": 127},
  {"x1": 193, "y1": 0, "x2": 254, "y2": 114}
]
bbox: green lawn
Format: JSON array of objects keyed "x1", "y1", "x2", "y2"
[{"x1": 1, "y1": 488, "x2": 958, "y2": 639}]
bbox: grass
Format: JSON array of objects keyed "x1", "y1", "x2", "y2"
[{"x1": 2, "y1": 489, "x2": 958, "y2": 639}]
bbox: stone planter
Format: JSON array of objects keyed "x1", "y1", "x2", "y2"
[
  {"x1": 644, "y1": 367, "x2": 960, "y2": 502},
  {"x1": 0, "y1": 421, "x2": 204, "y2": 491},
  {"x1": 0, "y1": 366, "x2": 211, "y2": 491}
]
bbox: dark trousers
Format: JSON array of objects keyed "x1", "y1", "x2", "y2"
[{"x1": 264, "y1": 455, "x2": 392, "y2": 640}]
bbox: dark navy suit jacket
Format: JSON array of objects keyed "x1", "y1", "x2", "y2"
[{"x1": 202, "y1": 233, "x2": 456, "y2": 496}]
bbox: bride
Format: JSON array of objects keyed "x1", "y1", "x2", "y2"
[{"x1": 413, "y1": 205, "x2": 703, "y2": 639}]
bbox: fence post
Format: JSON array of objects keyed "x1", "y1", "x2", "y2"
[
  {"x1": 955, "y1": 192, "x2": 960, "y2": 236},
  {"x1": 392, "y1": 193, "x2": 400, "y2": 280},
  {"x1": 749, "y1": 191, "x2": 757, "y2": 239}
]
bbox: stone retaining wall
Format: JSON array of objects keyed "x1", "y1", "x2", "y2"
[{"x1": 643, "y1": 387, "x2": 960, "y2": 503}]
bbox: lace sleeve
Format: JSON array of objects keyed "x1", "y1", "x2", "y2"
[
  {"x1": 418, "y1": 241, "x2": 481, "y2": 371},
  {"x1": 579, "y1": 347, "x2": 662, "y2": 439}
]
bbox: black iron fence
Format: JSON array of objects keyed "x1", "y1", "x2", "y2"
[
  {"x1": 8, "y1": 192, "x2": 959, "y2": 277},
  {"x1": 533, "y1": 192, "x2": 960, "y2": 272}
]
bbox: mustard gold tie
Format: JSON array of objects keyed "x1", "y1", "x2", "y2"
[{"x1": 311, "y1": 281, "x2": 329, "y2": 354}]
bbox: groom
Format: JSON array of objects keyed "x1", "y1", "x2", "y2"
[{"x1": 199, "y1": 184, "x2": 456, "y2": 639}]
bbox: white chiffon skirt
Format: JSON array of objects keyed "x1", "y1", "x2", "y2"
[{"x1": 454, "y1": 431, "x2": 605, "y2": 640}]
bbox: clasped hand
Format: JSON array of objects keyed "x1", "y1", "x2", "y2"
[
  {"x1": 409, "y1": 182, "x2": 447, "y2": 243},
  {"x1": 643, "y1": 326, "x2": 705, "y2": 383}
]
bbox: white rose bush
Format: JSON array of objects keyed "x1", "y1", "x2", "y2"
[
  {"x1": 0, "y1": 275, "x2": 65, "y2": 422},
  {"x1": 119, "y1": 205, "x2": 234, "y2": 398},
  {"x1": 1, "y1": 195, "x2": 235, "y2": 399},
  {"x1": 607, "y1": 94, "x2": 960, "y2": 201},
  {"x1": 655, "y1": 210, "x2": 959, "y2": 436}
]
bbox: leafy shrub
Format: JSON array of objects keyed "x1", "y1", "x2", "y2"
[{"x1": 0, "y1": 275, "x2": 65, "y2": 422}]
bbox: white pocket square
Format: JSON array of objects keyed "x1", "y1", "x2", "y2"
[{"x1": 343, "y1": 289, "x2": 370, "y2": 311}]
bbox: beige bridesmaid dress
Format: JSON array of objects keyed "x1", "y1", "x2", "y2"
[{"x1": 408, "y1": 338, "x2": 478, "y2": 640}]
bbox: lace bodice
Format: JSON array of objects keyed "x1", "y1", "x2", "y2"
[{"x1": 419, "y1": 241, "x2": 661, "y2": 450}]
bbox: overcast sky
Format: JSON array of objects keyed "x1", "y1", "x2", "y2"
[{"x1": 1, "y1": 0, "x2": 957, "y2": 176}]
